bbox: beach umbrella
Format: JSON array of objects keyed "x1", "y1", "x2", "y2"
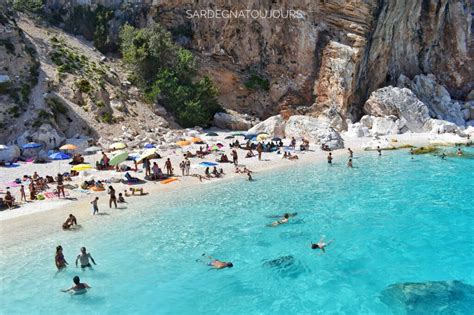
[
  {"x1": 109, "y1": 151, "x2": 129, "y2": 166},
  {"x1": 257, "y1": 133, "x2": 269, "y2": 141},
  {"x1": 225, "y1": 135, "x2": 235, "y2": 139},
  {"x1": 49, "y1": 152, "x2": 70, "y2": 160},
  {"x1": 210, "y1": 145, "x2": 220, "y2": 151},
  {"x1": 176, "y1": 140, "x2": 191, "y2": 147},
  {"x1": 198, "y1": 161, "x2": 219, "y2": 167},
  {"x1": 71, "y1": 164, "x2": 92, "y2": 172},
  {"x1": 85, "y1": 146, "x2": 101, "y2": 153},
  {"x1": 136, "y1": 148, "x2": 157, "y2": 162},
  {"x1": 206, "y1": 132, "x2": 218, "y2": 136},
  {"x1": 233, "y1": 133, "x2": 246, "y2": 137},
  {"x1": 190, "y1": 137, "x2": 203, "y2": 143},
  {"x1": 60, "y1": 144, "x2": 78, "y2": 150},
  {"x1": 244, "y1": 134, "x2": 257, "y2": 140},
  {"x1": 0, "y1": 144, "x2": 8, "y2": 150},
  {"x1": 144, "y1": 143, "x2": 155, "y2": 149},
  {"x1": 216, "y1": 143, "x2": 224, "y2": 148},
  {"x1": 109, "y1": 142, "x2": 127, "y2": 150},
  {"x1": 22, "y1": 142, "x2": 42, "y2": 149}
]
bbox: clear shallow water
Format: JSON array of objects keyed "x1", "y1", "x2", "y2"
[{"x1": 1, "y1": 149, "x2": 473, "y2": 314}]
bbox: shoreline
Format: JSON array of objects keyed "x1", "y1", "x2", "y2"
[{"x1": 0, "y1": 132, "x2": 467, "y2": 249}]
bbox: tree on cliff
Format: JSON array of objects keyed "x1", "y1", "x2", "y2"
[{"x1": 120, "y1": 23, "x2": 221, "y2": 127}]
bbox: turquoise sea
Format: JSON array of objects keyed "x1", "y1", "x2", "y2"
[{"x1": 1, "y1": 148, "x2": 473, "y2": 314}]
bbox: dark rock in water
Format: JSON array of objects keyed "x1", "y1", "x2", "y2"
[
  {"x1": 262, "y1": 255, "x2": 307, "y2": 279},
  {"x1": 380, "y1": 280, "x2": 474, "y2": 314}
]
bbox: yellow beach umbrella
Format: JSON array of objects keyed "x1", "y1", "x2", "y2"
[
  {"x1": 256, "y1": 133, "x2": 269, "y2": 141},
  {"x1": 176, "y1": 140, "x2": 191, "y2": 147},
  {"x1": 71, "y1": 164, "x2": 93, "y2": 172},
  {"x1": 60, "y1": 144, "x2": 78, "y2": 150},
  {"x1": 190, "y1": 137, "x2": 203, "y2": 143},
  {"x1": 136, "y1": 148, "x2": 157, "y2": 162},
  {"x1": 109, "y1": 142, "x2": 127, "y2": 150}
]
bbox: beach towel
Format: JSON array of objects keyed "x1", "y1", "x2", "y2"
[
  {"x1": 2, "y1": 163, "x2": 20, "y2": 168},
  {"x1": 160, "y1": 178, "x2": 178, "y2": 184}
]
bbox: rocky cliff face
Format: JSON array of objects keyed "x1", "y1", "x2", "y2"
[{"x1": 11, "y1": 0, "x2": 474, "y2": 133}]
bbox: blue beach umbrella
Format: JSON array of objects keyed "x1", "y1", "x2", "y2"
[
  {"x1": 198, "y1": 161, "x2": 219, "y2": 167},
  {"x1": 22, "y1": 142, "x2": 42, "y2": 149},
  {"x1": 244, "y1": 134, "x2": 257, "y2": 140},
  {"x1": 144, "y1": 143, "x2": 155, "y2": 149},
  {"x1": 48, "y1": 152, "x2": 70, "y2": 160}
]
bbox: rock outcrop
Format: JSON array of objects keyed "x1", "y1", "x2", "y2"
[
  {"x1": 0, "y1": 145, "x2": 20, "y2": 162},
  {"x1": 247, "y1": 115, "x2": 285, "y2": 138},
  {"x1": 212, "y1": 110, "x2": 255, "y2": 130},
  {"x1": 364, "y1": 86, "x2": 431, "y2": 132}
]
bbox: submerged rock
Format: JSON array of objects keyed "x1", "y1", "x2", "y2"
[
  {"x1": 262, "y1": 255, "x2": 307, "y2": 279},
  {"x1": 380, "y1": 280, "x2": 474, "y2": 314}
]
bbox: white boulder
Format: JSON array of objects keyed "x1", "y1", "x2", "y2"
[
  {"x1": 371, "y1": 116, "x2": 401, "y2": 135},
  {"x1": 345, "y1": 122, "x2": 370, "y2": 138},
  {"x1": 364, "y1": 86, "x2": 431, "y2": 132},
  {"x1": 424, "y1": 119, "x2": 459, "y2": 134},
  {"x1": 16, "y1": 124, "x2": 65, "y2": 150},
  {"x1": 398, "y1": 74, "x2": 465, "y2": 126},
  {"x1": 285, "y1": 115, "x2": 344, "y2": 149},
  {"x1": 213, "y1": 110, "x2": 252, "y2": 130},
  {"x1": 360, "y1": 115, "x2": 374, "y2": 129},
  {"x1": 0, "y1": 145, "x2": 20, "y2": 162},
  {"x1": 247, "y1": 115, "x2": 285, "y2": 138}
]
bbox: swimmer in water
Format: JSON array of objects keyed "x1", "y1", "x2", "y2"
[
  {"x1": 311, "y1": 236, "x2": 333, "y2": 253},
  {"x1": 441, "y1": 153, "x2": 447, "y2": 160},
  {"x1": 55, "y1": 245, "x2": 68, "y2": 271},
  {"x1": 198, "y1": 254, "x2": 233, "y2": 269},
  {"x1": 62, "y1": 276, "x2": 90, "y2": 294},
  {"x1": 457, "y1": 148, "x2": 463, "y2": 156},
  {"x1": 75, "y1": 247, "x2": 96, "y2": 269},
  {"x1": 269, "y1": 213, "x2": 290, "y2": 227}
]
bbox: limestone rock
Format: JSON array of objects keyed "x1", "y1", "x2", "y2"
[
  {"x1": 0, "y1": 145, "x2": 20, "y2": 162},
  {"x1": 364, "y1": 86, "x2": 430, "y2": 132},
  {"x1": 16, "y1": 124, "x2": 65, "y2": 150},
  {"x1": 284, "y1": 115, "x2": 344, "y2": 149},
  {"x1": 398, "y1": 74, "x2": 465, "y2": 126},
  {"x1": 346, "y1": 122, "x2": 370, "y2": 138},
  {"x1": 360, "y1": 115, "x2": 374, "y2": 129},
  {"x1": 371, "y1": 116, "x2": 401, "y2": 135},
  {"x1": 424, "y1": 119, "x2": 459, "y2": 134},
  {"x1": 213, "y1": 110, "x2": 252, "y2": 130},
  {"x1": 247, "y1": 115, "x2": 285, "y2": 138}
]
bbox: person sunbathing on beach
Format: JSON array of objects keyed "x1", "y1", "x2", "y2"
[
  {"x1": 126, "y1": 187, "x2": 148, "y2": 196},
  {"x1": 311, "y1": 237, "x2": 333, "y2": 253},
  {"x1": 75, "y1": 247, "x2": 96, "y2": 269},
  {"x1": 62, "y1": 214, "x2": 78, "y2": 230},
  {"x1": 288, "y1": 153, "x2": 299, "y2": 160},
  {"x1": 268, "y1": 213, "x2": 290, "y2": 227},
  {"x1": 198, "y1": 254, "x2": 233, "y2": 269},
  {"x1": 246, "y1": 150, "x2": 255, "y2": 158},
  {"x1": 62, "y1": 276, "x2": 90, "y2": 294},
  {"x1": 55, "y1": 245, "x2": 68, "y2": 270}
]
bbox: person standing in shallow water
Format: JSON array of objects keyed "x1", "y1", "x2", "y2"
[
  {"x1": 55, "y1": 245, "x2": 68, "y2": 270},
  {"x1": 327, "y1": 152, "x2": 333, "y2": 165},
  {"x1": 348, "y1": 148, "x2": 353, "y2": 158},
  {"x1": 91, "y1": 197, "x2": 99, "y2": 215},
  {"x1": 347, "y1": 158, "x2": 353, "y2": 168},
  {"x1": 108, "y1": 186, "x2": 117, "y2": 208},
  {"x1": 377, "y1": 146, "x2": 382, "y2": 156}
]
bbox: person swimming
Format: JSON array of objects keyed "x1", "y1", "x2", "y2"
[
  {"x1": 311, "y1": 237, "x2": 333, "y2": 253},
  {"x1": 55, "y1": 245, "x2": 68, "y2": 270},
  {"x1": 457, "y1": 148, "x2": 463, "y2": 156},
  {"x1": 198, "y1": 254, "x2": 233, "y2": 269},
  {"x1": 62, "y1": 276, "x2": 90, "y2": 294},
  {"x1": 268, "y1": 213, "x2": 290, "y2": 227}
]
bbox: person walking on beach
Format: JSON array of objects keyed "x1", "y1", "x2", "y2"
[
  {"x1": 257, "y1": 143, "x2": 263, "y2": 161},
  {"x1": 232, "y1": 149, "x2": 238, "y2": 166},
  {"x1": 55, "y1": 245, "x2": 68, "y2": 270},
  {"x1": 179, "y1": 160, "x2": 185, "y2": 176},
  {"x1": 165, "y1": 158, "x2": 173, "y2": 175},
  {"x1": 91, "y1": 197, "x2": 99, "y2": 215},
  {"x1": 327, "y1": 152, "x2": 333, "y2": 165},
  {"x1": 57, "y1": 173, "x2": 65, "y2": 198},
  {"x1": 62, "y1": 276, "x2": 90, "y2": 294},
  {"x1": 377, "y1": 146, "x2": 382, "y2": 156},
  {"x1": 108, "y1": 186, "x2": 117, "y2": 208},
  {"x1": 347, "y1": 158, "x2": 353, "y2": 168},
  {"x1": 75, "y1": 247, "x2": 96, "y2": 269},
  {"x1": 20, "y1": 184, "x2": 26, "y2": 202},
  {"x1": 185, "y1": 158, "x2": 191, "y2": 176},
  {"x1": 290, "y1": 137, "x2": 296, "y2": 149}
]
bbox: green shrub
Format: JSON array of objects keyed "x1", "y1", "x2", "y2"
[
  {"x1": 0, "y1": 81, "x2": 10, "y2": 94},
  {"x1": 11, "y1": 0, "x2": 45, "y2": 13},
  {"x1": 96, "y1": 100, "x2": 105, "y2": 108},
  {"x1": 244, "y1": 70, "x2": 270, "y2": 91},
  {"x1": 100, "y1": 112, "x2": 113, "y2": 123},
  {"x1": 120, "y1": 23, "x2": 221, "y2": 127},
  {"x1": 76, "y1": 79, "x2": 92, "y2": 94},
  {"x1": 47, "y1": 98, "x2": 68, "y2": 115}
]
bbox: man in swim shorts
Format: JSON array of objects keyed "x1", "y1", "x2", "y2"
[
  {"x1": 75, "y1": 247, "x2": 97, "y2": 269},
  {"x1": 311, "y1": 237, "x2": 333, "y2": 253},
  {"x1": 62, "y1": 276, "x2": 91, "y2": 293},
  {"x1": 199, "y1": 254, "x2": 233, "y2": 269}
]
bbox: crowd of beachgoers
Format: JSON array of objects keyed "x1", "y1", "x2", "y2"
[{"x1": 0, "y1": 130, "x2": 472, "y2": 294}]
